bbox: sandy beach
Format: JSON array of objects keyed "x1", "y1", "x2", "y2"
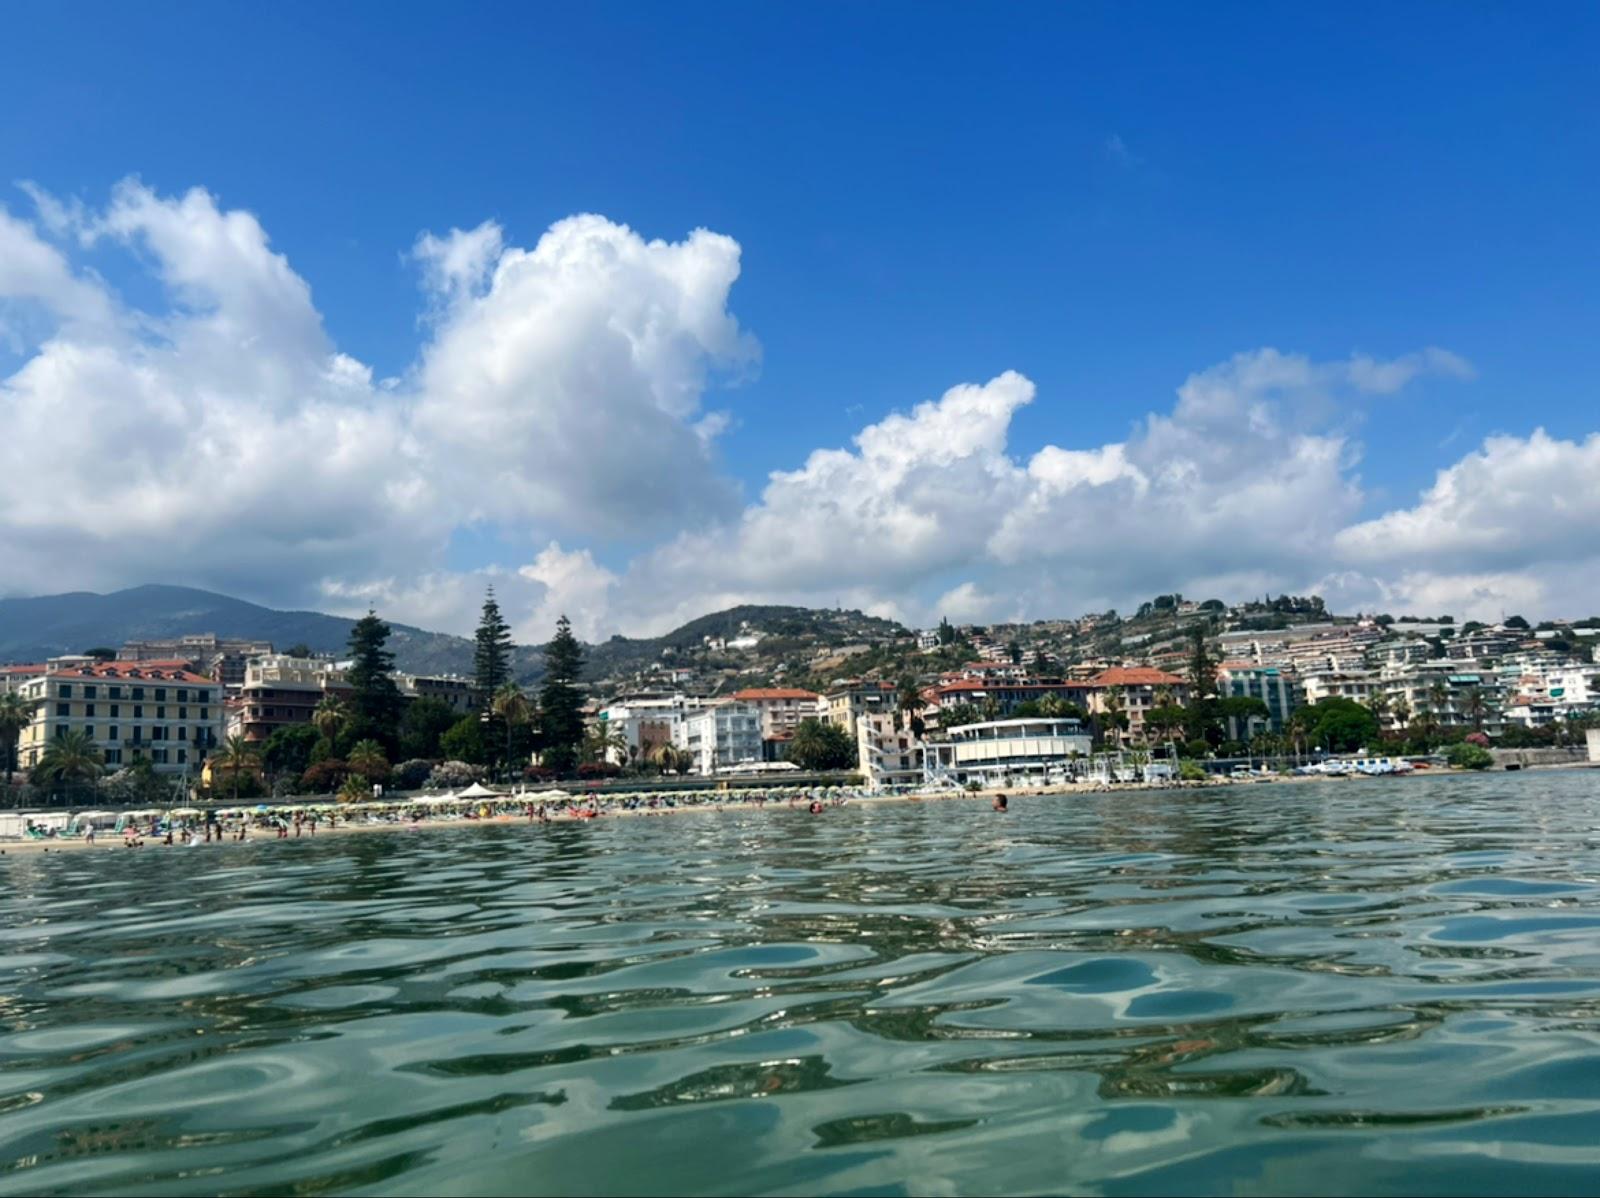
[{"x1": 3, "y1": 766, "x2": 1541, "y2": 857}]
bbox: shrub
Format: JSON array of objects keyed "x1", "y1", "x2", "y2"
[
  {"x1": 1446, "y1": 742, "x2": 1494, "y2": 771},
  {"x1": 301, "y1": 759, "x2": 350, "y2": 793},
  {"x1": 424, "y1": 760, "x2": 481, "y2": 790},
  {"x1": 522, "y1": 765, "x2": 558, "y2": 783},
  {"x1": 1179, "y1": 761, "x2": 1209, "y2": 782},
  {"x1": 576, "y1": 761, "x2": 621, "y2": 780},
  {"x1": 392, "y1": 759, "x2": 434, "y2": 791}
]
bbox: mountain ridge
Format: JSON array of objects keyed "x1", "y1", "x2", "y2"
[{"x1": 0, "y1": 586, "x2": 910, "y2": 687}]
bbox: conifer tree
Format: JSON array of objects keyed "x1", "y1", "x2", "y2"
[
  {"x1": 473, "y1": 587, "x2": 514, "y2": 705},
  {"x1": 345, "y1": 610, "x2": 403, "y2": 752},
  {"x1": 538, "y1": 615, "x2": 585, "y2": 772}
]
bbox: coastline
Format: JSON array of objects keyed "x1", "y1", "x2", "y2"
[{"x1": 8, "y1": 764, "x2": 1591, "y2": 857}]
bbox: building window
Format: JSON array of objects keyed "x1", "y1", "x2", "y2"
[
  {"x1": 105, "y1": 749, "x2": 122, "y2": 765},
  {"x1": 108, "y1": 725, "x2": 118, "y2": 741},
  {"x1": 132, "y1": 687, "x2": 145, "y2": 700},
  {"x1": 133, "y1": 705, "x2": 143, "y2": 719},
  {"x1": 177, "y1": 748, "x2": 187, "y2": 764},
  {"x1": 156, "y1": 706, "x2": 166, "y2": 719},
  {"x1": 156, "y1": 688, "x2": 167, "y2": 702},
  {"x1": 109, "y1": 685, "x2": 122, "y2": 700},
  {"x1": 178, "y1": 706, "x2": 187, "y2": 720},
  {"x1": 83, "y1": 685, "x2": 97, "y2": 700},
  {"x1": 177, "y1": 688, "x2": 188, "y2": 702},
  {"x1": 85, "y1": 704, "x2": 95, "y2": 718},
  {"x1": 110, "y1": 704, "x2": 119, "y2": 718},
  {"x1": 131, "y1": 727, "x2": 142, "y2": 743},
  {"x1": 199, "y1": 708, "x2": 208, "y2": 720},
  {"x1": 55, "y1": 724, "x2": 67, "y2": 740},
  {"x1": 56, "y1": 702, "x2": 69, "y2": 717},
  {"x1": 152, "y1": 749, "x2": 168, "y2": 764},
  {"x1": 58, "y1": 684, "x2": 72, "y2": 699},
  {"x1": 177, "y1": 726, "x2": 188, "y2": 741}
]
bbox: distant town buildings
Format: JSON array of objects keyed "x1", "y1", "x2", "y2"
[{"x1": 12, "y1": 657, "x2": 223, "y2": 776}]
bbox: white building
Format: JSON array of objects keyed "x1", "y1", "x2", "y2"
[
  {"x1": 674, "y1": 701, "x2": 763, "y2": 775},
  {"x1": 599, "y1": 691, "x2": 713, "y2": 763},
  {"x1": 729, "y1": 688, "x2": 824, "y2": 739},
  {"x1": 856, "y1": 712, "x2": 925, "y2": 790},
  {"x1": 925, "y1": 717, "x2": 1093, "y2": 787},
  {"x1": 1377, "y1": 662, "x2": 1503, "y2": 733},
  {"x1": 1301, "y1": 669, "x2": 1379, "y2": 705}
]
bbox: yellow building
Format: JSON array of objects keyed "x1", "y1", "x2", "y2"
[{"x1": 14, "y1": 658, "x2": 224, "y2": 776}]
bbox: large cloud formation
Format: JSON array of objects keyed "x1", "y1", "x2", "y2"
[{"x1": 1, "y1": 179, "x2": 1594, "y2": 638}]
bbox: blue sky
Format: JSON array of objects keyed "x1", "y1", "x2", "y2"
[{"x1": 3, "y1": 4, "x2": 1598, "y2": 636}]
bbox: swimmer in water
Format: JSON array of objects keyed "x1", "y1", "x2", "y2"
[{"x1": 993, "y1": 793, "x2": 1008, "y2": 812}]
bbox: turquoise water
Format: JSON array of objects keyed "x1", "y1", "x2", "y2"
[{"x1": 6, "y1": 773, "x2": 1600, "y2": 1195}]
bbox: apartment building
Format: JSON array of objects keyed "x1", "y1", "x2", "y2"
[
  {"x1": 730, "y1": 687, "x2": 824, "y2": 738},
  {"x1": 674, "y1": 700, "x2": 763, "y2": 775},
  {"x1": 118, "y1": 635, "x2": 275, "y2": 688},
  {"x1": 825, "y1": 680, "x2": 898, "y2": 733},
  {"x1": 1301, "y1": 669, "x2": 1379, "y2": 705},
  {"x1": 1216, "y1": 663, "x2": 1302, "y2": 737},
  {"x1": 13, "y1": 658, "x2": 224, "y2": 775},
  {"x1": 233, "y1": 655, "x2": 352, "y2": 743},
  {"x1": 1085, "y1": 667, "x2": 1189, "y2": 743},
  {"x1": 855, "y1": 712, "x2": 925, "y2": 789},
  {"x1": 1377, "y1": 662, "x2": 1503, "y2": 734}
]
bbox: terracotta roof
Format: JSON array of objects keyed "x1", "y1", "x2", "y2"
[
  {"x1": 45, "y1": 659, "x2": 215, "y2": 684},
  {"x1": 1089, "y1": 667, "x2": 1187, "y2": 687},
  {"x1": 0, "y1": 663, "x2": 46, "y2": 676},
  {"x1": 732, "y1": 687, "x2": 821, "y2": 701}
]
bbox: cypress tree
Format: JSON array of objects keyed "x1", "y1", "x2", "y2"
[
  {"x1": 538, "y1": 615, "x2": 585, "y2": 772},
  {"x1": 473, "y1": 587, "x2": 514, "y2": 706},
  {"x1": 345, "y1": 609, "x2": 403, "y2": 752}
]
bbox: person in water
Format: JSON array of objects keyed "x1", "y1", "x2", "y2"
[
  {"x1": 808, "y1": 800, "x2": 824, "y2": 814},
  {"x1": 993, "y1": 793, "x2": 1008, "y2": 812}
]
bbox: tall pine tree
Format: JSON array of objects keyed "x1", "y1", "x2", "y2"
[
  {"x1": 538, "y1": 615, "x2": 585, "y2": 773},
  {"x1": 473, "y1": 587, "x2": 514, "y2": 707},
  {"x1": 345, "y1": 610, "x2": 403, "y2": 753}
]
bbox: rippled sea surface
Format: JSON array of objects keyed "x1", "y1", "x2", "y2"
[{"x1": 8, "y1": 773, "x2": 1600, "y2": 1195}]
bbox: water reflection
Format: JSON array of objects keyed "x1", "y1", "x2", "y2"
[{"x1": 4, "y1": 773, "x2": 1600, "y2": 1194}]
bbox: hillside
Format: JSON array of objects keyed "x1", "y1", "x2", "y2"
[
  {"x1": 0, "y1": 585, "x2": 475, "y2": 676},
  {"x1": 0, "y1": 587, "x2": 910, "y2": 691}
]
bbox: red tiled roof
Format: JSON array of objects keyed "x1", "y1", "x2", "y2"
[
  {"x1": 1089, "y1": 667, "x2": 1186, "y2": 687},
  {"x1": 0, "y1": 663, "x2": 46, "y2": 676},
  {"x1": 732, "y1": 687, "x2": 821, "y2": 701},
  {"x1": 46, "y1": 659, "x2": 215, "y2": 684}
]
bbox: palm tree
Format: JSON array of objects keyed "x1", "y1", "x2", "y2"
[
  {"x1": 1100, "y1": 685, "x2": 1128, "y2": 748},
  {"x1": 896, "y1": 676, "x2": 922, "y2": 732},
  {"x1": 313, "y1": 695, "x2": 346, "y2": 746},
  {"x1": 338, "y1": 773, "x2": 370, "y2": 804},
  {"x1": 1391, "y1": 697, "x2": 1411, "y2": 737},
  {"x1": 1463, "y1": 685, "x2": 1488, "y2": 732},
  {"x1": 347, "y1": 738, "x2": 388, "y2": 782},
  {"x1": 1366, "y1": 691, "x2": 1392, "y2": 733},
  {"x1": 218, "y1": 734, "x2": 260, "y2": 803},
  {"x1": 33, "y1": 730, "x2": 103, "y2": 800},
  {"x1": 491, "y1": 682, "x2": 532, "y2": 777},
  {"x1": 0, "y1": 692, "x2": 30, "y2": 782}
]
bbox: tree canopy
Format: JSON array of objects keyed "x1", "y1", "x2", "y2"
[
  {"x1": 538, "y1": 616, "x2": 585, "y2": 772},
  {"x1": 788, "y1": 718, "x2": 857, "y2": 771},
  {"x1": 473, "y1": 587, "x2": 515, "y2": 701},
  {"x1": 344, "y1": 611, "x2": 403, "y2": 752}
]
